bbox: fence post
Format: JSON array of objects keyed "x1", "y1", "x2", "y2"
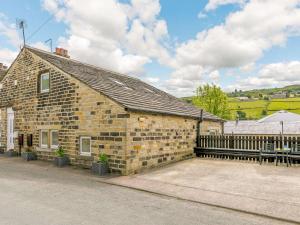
[{"x1": 196, "y1": 109, "x2": 203, "y2": 148}]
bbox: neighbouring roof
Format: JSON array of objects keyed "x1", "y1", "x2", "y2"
[
  {"x1": 258, "y1": 110, "x2": 300, "y2": 123},
  {"x1": 225, "y1": 120, "x2": 300, "y2": 134},
  {"x1": 225, "y1": 111, "x2": 300, "y2": 134},
  {"x1": 26, "y1": 46, "x2": 221, "y2": 121}
]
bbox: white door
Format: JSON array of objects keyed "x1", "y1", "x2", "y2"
[{"x1": 7, "y1": 108, "x2": 14, "y2": 150}]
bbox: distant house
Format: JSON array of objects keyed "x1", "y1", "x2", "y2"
[
  {"x1": 271, "y1": 92, "x2": 287, "y2": 99},
  {"x1": 236, "y1": 96, "x2": 249, "y2": 101},
  {"x1": 225, "y1": 110, "x2": 300, "y2": 134},
  {"x1": 0, "y1": 46, "x2": 223, "y2": 174}
]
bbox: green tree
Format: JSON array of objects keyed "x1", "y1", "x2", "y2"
[
  {"x1": 192, "y1": 84, "x2": 230, "y2": 119},
  {"x1": 236, "y1": 110, "x2": 247, "y2": 120}
]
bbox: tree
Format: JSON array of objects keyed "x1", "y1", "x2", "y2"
[
  {"x1": 237, "y1": 110, "x2": 247, "y2": 120},
  {"x1": 261, "y1": 109, "x2": 267, "y2": 116},
  {"x1": 192, "y1": 84, "x2": 230, "y2": 119}
]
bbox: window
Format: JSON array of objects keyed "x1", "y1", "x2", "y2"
[
  {"x1": 40, "y1": 130, "x2": 49, "y2": 148},
  {"x1": 51, "y1": 130, "x2": 59, "y2": 149},
  {"x1": 109, "y1": 78, "x2": 133, "y2": 90},
  {"x1": 40, "y1": 72, "x2": 50, "y2": 93},
  {"x1": 80, "y1": 136, "x2": 91, "y2": 156}
]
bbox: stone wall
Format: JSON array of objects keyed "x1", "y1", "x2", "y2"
[
  {"x1": 0, "y1": 49, "x2": 128, "y2": 173},
  {"x1": 124, "y1": 112, "x2": 222, "y2": 174}
]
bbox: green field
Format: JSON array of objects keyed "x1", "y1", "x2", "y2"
[{"x1": 228, "y1": 98, "x2": 300, "y2": 119}]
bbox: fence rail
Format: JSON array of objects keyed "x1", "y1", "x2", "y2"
[{"x1": 199, "y1": 134, "x2": 300, "y2": 150}]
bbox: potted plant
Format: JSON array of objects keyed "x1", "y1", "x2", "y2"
[
  {"x1": 4, "y1": 149, "x2": 18, "y2": 157},
  {"x1": 0, "y1": 145, "x2": 5, "y2": 154},
  {"x1": 54, "y1": 146, "x2": 69, "y2": 167},
  {"x1": 92, "y1": 153, "x2": 109, "y2": 176},
  {"x1": 21, "y1": 149, "x2": 37, "y2": 161}
]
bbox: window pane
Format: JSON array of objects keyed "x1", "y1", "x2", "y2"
[
  {"x1": 41, "y1": 73, "x2": 49, "y2": 91},
  {"x1": 51, "y1": 131, "x2": 59, "y2": 147},
  {"x1": 81, "y1": 138, "x2": 91, "y2": 153},
  {"x1": 41, "y1": 131, "x2": 48, "y2": 146}
]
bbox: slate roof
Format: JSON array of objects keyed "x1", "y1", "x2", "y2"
[
  {"x1": 26, "y1": 46, "x2": 221, "y2": 121},
  {"x1": 258, "y1": 110, "x2": 300, "y2": 123},
  {"x1": 225, "y1": 111, "x2": 300, "y2": 134},
  {"x1": 225, "y1": 120, "x2": 300, "y2": 134}
]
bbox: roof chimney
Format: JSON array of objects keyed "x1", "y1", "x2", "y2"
[{"x1": 55, "y1": 47, "x2": 70, "y2": 58}]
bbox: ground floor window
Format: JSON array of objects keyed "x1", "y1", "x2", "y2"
[
  {"x1": 40, "y1": 130, "x2": 59, "y2": 149},
  {"x1": 40, "y1": 130, "x2": 49, "y2": 148},
  {"x1": 50, "y1": 130, "x2": 59, "y2": 149},
  {"x1": 80, "y1": 136, "x2": 91, "y2": 156}
]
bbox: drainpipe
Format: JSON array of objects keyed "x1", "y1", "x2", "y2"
[{"x1": 196, "y1": 109, "x2": 203, "y2": 148}]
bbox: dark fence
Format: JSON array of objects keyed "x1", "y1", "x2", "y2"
[
  {"x1": 199, "y1": 134, "x2": 300, "y2": 150},
  {"x1": 195, "y1": 134, "x2": 300, "y2": 164}
]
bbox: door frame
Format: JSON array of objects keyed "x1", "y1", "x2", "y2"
[{"x1": 7, "y1": 107, "x2": 14, "y2": 150}]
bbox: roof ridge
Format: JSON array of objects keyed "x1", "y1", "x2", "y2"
[{"x1": 25, "y1": 45, "x2": 140, "y2": 81}]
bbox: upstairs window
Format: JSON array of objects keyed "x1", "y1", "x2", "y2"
[{"x1": 40, "y1": 72, "x2": 50, "y2": 93}]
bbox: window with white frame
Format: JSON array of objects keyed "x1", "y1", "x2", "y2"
[
  {"x1": 80, "y1": 136, "x2": 91, "y2": 156},
  {"x1": 40, "y1": 130, "x2": 49, "y2": 148},
  {"x1": 40, "y1": 72, "x2": 50, "y2": 93},
  {"x1": 50, "y1": 130, "x2": 59, "y2": 149}
]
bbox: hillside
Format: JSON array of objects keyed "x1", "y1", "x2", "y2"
[
  {"x1": 227, "y1": 97, "x2": 300, "y2": 120},
  {"x1": 228, "y1": 85, "x2": 300, "y2": 98},
  {"x1": 182, "y1": 85, "x2": 300, "y2": 120}
]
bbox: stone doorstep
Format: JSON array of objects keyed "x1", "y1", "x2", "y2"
[{"x1": 97, "y1": 176, "x2": 300, "y2": 224}]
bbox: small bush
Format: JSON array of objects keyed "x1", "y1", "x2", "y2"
[
  {"x1": 55, "y1": 146, "x2": 65, "y2": 157},
  {"x1": 98, "y1": 153, "x2": 108, "y2": 164}
]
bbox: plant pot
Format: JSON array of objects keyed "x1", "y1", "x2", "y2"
[
  {"x1": 0, "y1": 147, "x2": 5, "y2": 154},
  {"x1": 54, "y1": 156, "x2": 69, "y2": 167},
  {"x1": 4, "y1": 150, "x2": 18, "y2": 157},
  {"x1": 21, "y1": 152, "x2": 37, "y2": 161},
  {"x1": 92, "y1": 162, "x2": 109, "y2": 176}
]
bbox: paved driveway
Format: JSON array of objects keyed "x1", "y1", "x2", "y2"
[
  {"x1": 106, "y1": 158, "x2": 300, "y2": 223},
  {"x1": 0, "y1": 156, "x2": 296, "y2": 225}
]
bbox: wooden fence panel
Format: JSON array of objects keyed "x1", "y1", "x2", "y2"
[{"x1": 198, "y1": 134, "x2": 300, "y2": 151}]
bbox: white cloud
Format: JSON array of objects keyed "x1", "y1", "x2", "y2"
[
  {"x1": 128, "y1": 0, "x2": 161, "y2": 24},
  {"x1": 163, "y1": 65, "x2": 207, "y2": 97},
  {"x1": 205, "y1": 0, "x2": 247, "y2": 11},
  {"x1": 144, "y1": 76, "x2": 160, "y2": 84},
  {"x1": 208, "y1": 70, "x2": 220, "y2": 81},
  {"x1": 0, "y1": 14, "x2": 20, "y2": 66},
  {"x1": 0, "y1": 48, "x2": 18, "y2": 66},
  {"x1": 228, "y1": 61, "x2": 300, "y2": 91},
  {"x1": 197, "y1": 12, "x2": 207, "y2": 19},
  {"x1": 31, "y1": 41, "x2": 51, "y2": 51},
  {"x1": 43, "y1": 0, "x2": 170, "y2": 75},
  {"x1": 0, "y1": 17, "x2": 21, "y2": 48},
  {"x1": 175, "y1": 0, "x2": 300, "y2": 70}
]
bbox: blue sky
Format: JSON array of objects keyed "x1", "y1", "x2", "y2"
[{"x1": 1, "y1": 0, "x2": 300, "y2": 97}]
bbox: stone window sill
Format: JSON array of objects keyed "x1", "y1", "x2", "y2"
[
  {"x1": 75, "y1": 155, "x2": 93, "y2": 160},
  {"x1": 36, "y1": 147, "x2": 55, "y2": 153}
]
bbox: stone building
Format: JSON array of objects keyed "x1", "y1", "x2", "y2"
[{"x1": 0, "y1": 46, "x2": 223, "y2": 174}]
